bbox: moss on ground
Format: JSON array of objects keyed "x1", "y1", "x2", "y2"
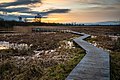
[{"x1": 41, "y1": 48, "x2": 85, "y2": 80}]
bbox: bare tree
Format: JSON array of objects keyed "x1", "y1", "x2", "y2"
[
  {"x1": 18, "y1": 16, "x2": 22, "y2": 22},
  {"x1": 34, "y1": 14, "x2": 42, "y2": 23},
  {"x1": 24, "y1": 18, "x2": 28, "y2": 22}
]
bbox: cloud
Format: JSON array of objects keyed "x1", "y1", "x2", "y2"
[
  {"x1": 21, "y1": 9, "x2": 71, "y2": 15},
  {"x1": 82, "y1": 6, "x2": 120, "y2": 12},
  {"x1": 0, "y1": 0, "x2": 41, "y2": 14},
  {"x1": 78, "y1": 0, "x2": 120, "y2": 5},
  {"x1": 44, "y1": 9, "x2": 71, "y2": 14},
  {"x1": 0, "y1": 0, "x2": 119, "y2": 22},
  {"x1": 0, "y1": 7, "x2": 30, "y2": 13},
  {"x1": 0, "y1": 8, "x2": 71, "y2": 21},
  {"x1": 0, "y1": 0, "x2": 70, "y2": 18},
  {"x1": 0, "y1": 0, "x2": 41, "y2": 7},
  {"x1": 20, "y1": 9, "x2": 71, "y2": 17},
  {"x1": 76, "y1": 0, "x2": 120, "y2": 12},
  {"x1": 75, "y1": 0, "x2": 103, "y2": 5},
  {"x1": 42, "y1": 9, "x2": 71, "y2": 17},
  {"x1": 115, "y1": 0, "x2": 120, "y2": 3}
]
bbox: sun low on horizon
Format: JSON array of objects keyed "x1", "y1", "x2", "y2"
[{"x1": 0, "y1": 0, "x2": 120, "y2": 23}]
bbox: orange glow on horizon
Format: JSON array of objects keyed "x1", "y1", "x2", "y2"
[
  {"x1": 0, "y1": 0, "x2": 119, "y2": 23},
  {"x1": 41, "y1": 10, "x2": 118, "y2": 23}
]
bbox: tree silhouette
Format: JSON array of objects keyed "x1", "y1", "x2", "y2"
[
  {"x1": 34, "y1": 14, "x2": 42, "y2": 23},
  {"x1": 18, "y1": 16, "x2": 22, "y2": 22},
  {"x1": 24, "y1": 18, "x2": 28, "y2": 22}
]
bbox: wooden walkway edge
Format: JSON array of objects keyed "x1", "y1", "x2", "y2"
[{"x1": 66, "y1": 31, "x2": 110, "y2": 80}]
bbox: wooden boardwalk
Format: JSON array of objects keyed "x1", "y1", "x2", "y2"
[{"x1": 66, "y1": 31, "x2": 110, "y2": 80}]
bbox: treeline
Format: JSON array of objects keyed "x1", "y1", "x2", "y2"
[
  {"x1": 0, "y1": 20, "x2": 120, "y2": 28},
  {"x1": 0, "y1": 21, "x2": 83, "y2": 27}
]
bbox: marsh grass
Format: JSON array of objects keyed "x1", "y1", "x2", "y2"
[
  {"x1": 0, "y1": 32, "x2": 85, "y2": 80},
  {"x1": 41, "y1": 48, "x2": 85, "y2": 80}
]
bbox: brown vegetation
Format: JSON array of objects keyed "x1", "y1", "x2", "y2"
[
  {"x1": 0, "y1": 32, "x2": 85, "y2": 80},
  {"x1": 0, "y1": 26, "x2": 120, "y2": 80}
]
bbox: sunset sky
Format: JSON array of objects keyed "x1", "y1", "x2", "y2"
[{"x1": 0, "y1": 0, "x2": 120, "y2": 23}]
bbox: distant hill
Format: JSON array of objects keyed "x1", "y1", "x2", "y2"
[
  {"x1": 96, "y1": 21, "x2": 120, "y2": 25},
  {"x1": 83, "y1": 21, "x2": 120, "y2": 26}
]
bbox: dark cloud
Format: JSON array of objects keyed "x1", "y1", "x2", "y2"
[
  {"x1": 84, "y1": 6, "x2": 119, "y2": 11},
  {"x1": 102, "y1": 7, "x2": 118, "y2": 10},
  {"x1": 0, "y1": 0, "x2": 70, "y2": 18},
  {"x1": 115, "y1": 0, "x2": 120, "y2": 2},
  {"x1": 0, "y1": 0, "x2": 41, "y2": 7},
  {"x1": 15, "y1": 9, "x2": 70, "y2": 17},
  {"x1": 0, "y1": 7, "x2": 30, "y2": 13},
  {"x1": 0, "y1": 6, "x2": 70, "y2": 15},
  {"x1": 0, "y1": 0, "x2": 41, "y2": 15},
  {"x1": 20, "y1": 9, "x2": 71, "y2": 15},
  {"x1": 0, "y1": 8, "x2": 71, "y2": 20},
  {"x1": 44, "y1": 9, "x2": 71, "y2": 14}
]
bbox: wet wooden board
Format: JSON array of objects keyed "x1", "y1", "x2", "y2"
[{"x1": 66, "y1": 31, "x2": 110, "y2": 80}]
